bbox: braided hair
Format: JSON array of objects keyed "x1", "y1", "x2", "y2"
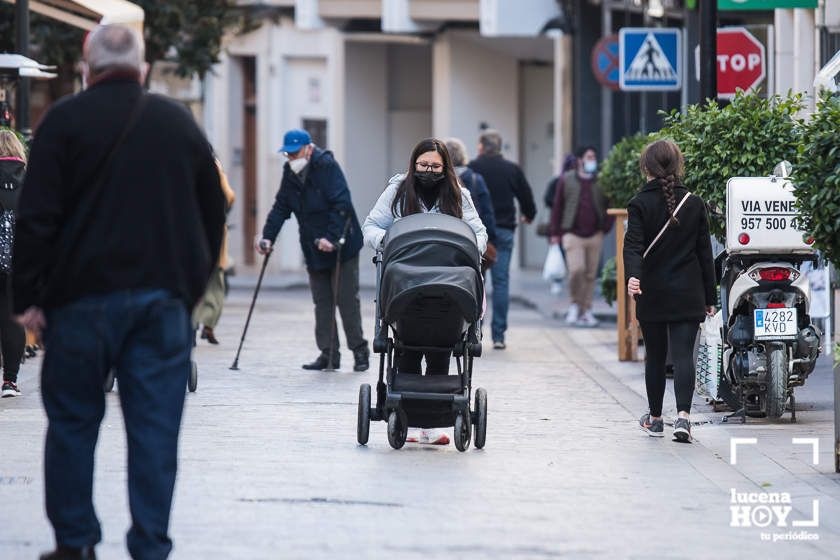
[{"x1": 640, "y1": 139, "x2": 685, "y2": 226}]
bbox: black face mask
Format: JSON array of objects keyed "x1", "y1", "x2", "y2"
[{"x1": 415, "y1": 171, "x2": 445, "y2": 189}]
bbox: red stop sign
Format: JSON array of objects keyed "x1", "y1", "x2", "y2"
[{"x1": 717, "y1": 28, "x2": 765, "y2": 97}]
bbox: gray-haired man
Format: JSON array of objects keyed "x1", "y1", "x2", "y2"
[
  {"x1": 468, "y1": 130, "x2": 536, "y2": 349},
  {"x1": 14, "y1": 25, "x2": 225, "y2": 560}
]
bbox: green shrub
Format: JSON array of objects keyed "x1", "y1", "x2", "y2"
[
  {"x1": 599, "y1": 256, "x2": 617, "y2": 307},
  {"x1": 599, "y1": 132, "x2": 659, "y2": 209},
  {"x1": 659, "y1": 91, "x2": 804, "y2": 239},
  {"x1": 794, "y1": 92, "x2": 840, "y2": 270}
]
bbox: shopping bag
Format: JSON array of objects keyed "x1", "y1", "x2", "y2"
[
  {"x1": 542, "y1": 245, "x2": 567, "y2": 282},
  {"x1": 695, "y1": 311, "x2": 723, "y2": 398}
]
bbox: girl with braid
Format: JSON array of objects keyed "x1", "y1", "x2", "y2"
[{"x1": 623, "y1": 139, "x2": 716, "y2": 443}]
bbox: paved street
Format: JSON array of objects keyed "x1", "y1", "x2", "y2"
[{"x1": 1, "y1": 286, "x2": 839, "y2": 559}]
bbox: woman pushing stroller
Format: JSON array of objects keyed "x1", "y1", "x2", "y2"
[{"x1": 363, "y1": 138, "x2": 487, "y2": 445}]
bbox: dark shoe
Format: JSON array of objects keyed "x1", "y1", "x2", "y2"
[
  {"x1": 40, "y1": 545, "x2": 97, "y2": 560},
  {"x1": 302, "y1": 354, "x2": 339, "y2": 370},
  {"x1": 673, "y1": 417, "x2": 692, "y2": 443},
  {"x1": 201, "y1": 326, "x2": 219, "y2": 345},
  {"x1": 353, "y1": 344, "x2": 370, "y2": 372},
  {"x1": 639, "y1": 413, "x2": 664, "y2": 437},
  {"x1": 1, "y1": 380, "x2": 21, "y2": 398}
]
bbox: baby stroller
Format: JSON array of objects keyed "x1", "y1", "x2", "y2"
[{"x1": 356, "y1": 213, "x2": 487, "y2": 452}]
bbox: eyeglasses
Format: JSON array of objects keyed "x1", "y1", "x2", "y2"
[{"x1": 415, "y1": 161, "x2": 443, "y2": 172}]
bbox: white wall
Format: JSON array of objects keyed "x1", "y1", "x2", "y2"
[
  {"x1": 344, "y1": 42, "x2": 389, "y2": 229},
  {"x1": 205, "y1": 20, "x2": 344, "y2": 274},
  {"x1": 387, "y1": 44, "x2": 433, "y2": 174},
  {"x1": 433, "y1": 31, "x2": 520, "y2": 161},
  {"x1": 519, "y1": 63, "x2": 554, "y2": 269},
  {"x1": 343, "y1": 40, "x2": 433, "y2": 267}
]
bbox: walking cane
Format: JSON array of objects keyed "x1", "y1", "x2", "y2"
[
  {"x1": 324, "y1": 216, "x2": 352, "y2": 372},
  {"x1": 230, "y1": 242, "x2": 272, "y2": 371}
]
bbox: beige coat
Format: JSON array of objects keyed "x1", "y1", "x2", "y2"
[{"x1": 216, "y1": 160, "x2": 236, "y2": 270}]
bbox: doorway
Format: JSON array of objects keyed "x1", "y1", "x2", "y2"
[{"x1": 242, "y1": 57, "x2": 257, "y2": 266}]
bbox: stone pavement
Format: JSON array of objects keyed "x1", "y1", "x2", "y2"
[{"x1": 1, "y1": 287, "x2": 838, "y2": 559}]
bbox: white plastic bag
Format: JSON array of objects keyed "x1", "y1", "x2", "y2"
[
  {"x1": 542, "y1": 245, "x2": 567, "y2": 282},
  {"x1": 695, "y1": 311, "x2": 723, "y2": 398}
]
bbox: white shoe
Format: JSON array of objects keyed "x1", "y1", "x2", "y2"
[
  {"x1": 406, "y1": 429, "x2": 422, "y2": 443},
  {"x1": 565, "y1": 304, "x2": 580, "y2": 325},
  {"x1": 1, "y1": 381, "x2": 21, "y2": 397},
  {"x1": 577, "y1": 311, "x2": 599, "y2": 328},
  {"x1": 550, "y1": 281, "x2": 563, "y2": 295},
  {"x1": 407, "y1": 428, "x2": 450, "y2": 445}
]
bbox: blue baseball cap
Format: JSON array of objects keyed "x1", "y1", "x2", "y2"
[{"x1": 279, "y1": 129, "x2": 311, "y2": 154}]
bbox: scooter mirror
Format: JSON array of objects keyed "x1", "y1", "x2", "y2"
[{"x1": 772, "y1": 160, "x2": 793, "y2": 179}]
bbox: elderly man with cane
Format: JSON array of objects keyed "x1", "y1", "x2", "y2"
[{"x1": 256, "y1": 129, "x2": 368, "y2": 371}]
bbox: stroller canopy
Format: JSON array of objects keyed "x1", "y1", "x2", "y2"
[{"x1": 380, "y1": 213, "x2": 483, "y2": 329}]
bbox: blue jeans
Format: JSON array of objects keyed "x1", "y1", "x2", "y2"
[
  {"x1": 490, "y1": 228, "x2": 515, "y2": 343},
  {"x1": 42, "y1": 290, "x2": 191, "y2": 560}
]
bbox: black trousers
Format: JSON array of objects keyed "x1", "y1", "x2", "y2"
[
  {"x1": 396, "y1": 349, "x2": 451, "y2": 376},
  {"x1": 308, "y1": 255, "x2": 366, "y2": 359},
  {"x1": 0, "y1": 273, "x2": 25, "y2": 382},
  {"x1": 640, "y1": 320, "x2": 699, "y2": 417}
]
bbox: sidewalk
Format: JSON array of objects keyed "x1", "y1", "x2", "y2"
[{"x1": 1, "y1": 288, "x2": 837, "y2": 558}]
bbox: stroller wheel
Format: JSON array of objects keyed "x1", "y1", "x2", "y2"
[
  {"x1": 387, "y1": 411, "x2": 407, "y2": 449},
  {"x1": 357, "y1": 384, "x2": 371, "y2": 445},
  {"x1": 188, "y1": 361, "x2": 198, "y2": 393},
  {"x1": 474, "y1": 388, "x2": 487, "y2": 449},
  {"x1": 104, "y1": 370, "x2": 116, "y2": 393},
  {"x1": 453, "y1": 412, "x2": 471, "y2": 452}
]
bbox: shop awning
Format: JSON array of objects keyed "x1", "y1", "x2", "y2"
[{"x1": 2, "y1": 0, "x2": 144, "y2": 33}]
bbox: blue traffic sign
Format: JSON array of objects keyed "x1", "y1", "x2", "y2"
[{"x1": 619, "y1": 28, "x2": 682, "y2": 91}]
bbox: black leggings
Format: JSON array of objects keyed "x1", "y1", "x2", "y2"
[
  {"x1": 396, "y1": 349, "x2": 451, "y2": 375},
  {"x1": 640, "y1": 321, "x2": 698, "y2": 417},
  {"x1": 0, "y1": 275, "x2": 25, "y2": 382}
]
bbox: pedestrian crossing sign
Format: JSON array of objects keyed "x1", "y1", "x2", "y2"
[{"x1": 619, "y1": 28, "x2": 682, "y2": 91}]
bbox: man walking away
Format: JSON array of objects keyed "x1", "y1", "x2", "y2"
[
  {"x1": 257, "y1": 129, "x2": 369, "y2": 372},
  {"x1": 13, "y1": 25, "x2": 226, "y2": 560},
  {"x1": 549, "y1": 146, "x2": 614, "y2": 327},
  {"x1": 468, "y1": 129, "x2": 536, "y2": 350}
]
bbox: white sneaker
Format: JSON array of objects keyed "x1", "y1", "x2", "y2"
[
  {"x1": 550, "y1": 280, "x2": 563, "y2": 295},
  {"x1": 565, "y1": 304, "x2": 580, "y2": 325},
  {"x1": 423, "y1": 429, "x2": 450, "y2": 445},
  {"x1": 407, "y1": 428, "x2": 450, "y2": 445},
  {"x1": 1, "y1": 381, "x2": 21, "y2": 397},
  {"x1": 406, "y1": 428, "x2": 422, "y2": 443},
  {"x1": 577, "y1": 311, "x2": 599, "y2": 328}
]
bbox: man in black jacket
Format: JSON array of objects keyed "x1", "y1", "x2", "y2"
[
  {"x1": 13, "y1": 25, "x2": 226, "y2": 560},
  {"x1": 257, "y1": 129, "x2": 368, "y2": 372},
  {"x1": 468, "y1": 129, "x2": 536, "y2": 349}
]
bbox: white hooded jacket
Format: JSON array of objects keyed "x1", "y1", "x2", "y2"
[{"x1": 362, "y1": 173, "x2": 489, "y2": 254}]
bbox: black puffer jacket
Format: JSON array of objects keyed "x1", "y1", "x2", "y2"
[{"x1": 623, "y1": 181, "x2": 716, "y2": 323}]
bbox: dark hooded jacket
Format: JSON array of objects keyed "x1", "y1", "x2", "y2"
[{"x1": 262, "y1": 147, "x2": 363, "y2": 271}]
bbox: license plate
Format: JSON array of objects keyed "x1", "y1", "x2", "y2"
[{"x1": 754, "y1": 308, "x2": 797, "y2": 340}]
